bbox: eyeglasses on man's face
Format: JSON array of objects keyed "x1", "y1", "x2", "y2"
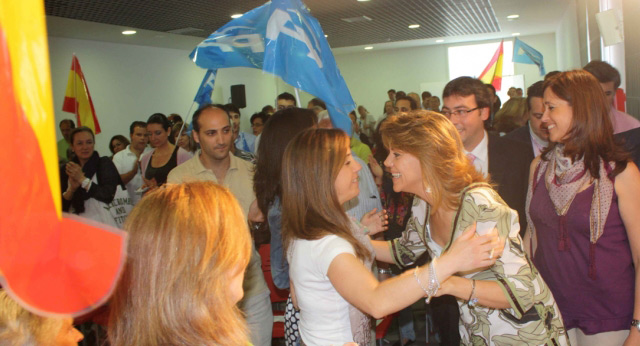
[{"x1": 441, "y1": 107, "x2": 479, "y2": 118}]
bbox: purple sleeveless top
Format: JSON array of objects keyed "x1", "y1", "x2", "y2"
[{"x1": 530, "y1": 179, "x2": 634, "y2": 334}]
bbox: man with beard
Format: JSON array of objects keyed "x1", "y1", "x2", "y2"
[{"x1": 167, "y1": 104, "x2": 272, "y2": 346}]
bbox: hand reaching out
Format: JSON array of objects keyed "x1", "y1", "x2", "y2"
[{"x1": 361, "y1": 208, "x2": 388, "y2": 236}]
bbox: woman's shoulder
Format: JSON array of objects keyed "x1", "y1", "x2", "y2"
[{"x1": 461, "y1": 184, "x2": 511, "y2": 212}]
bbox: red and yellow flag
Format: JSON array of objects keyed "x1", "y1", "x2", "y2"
[
  {"x1": 479, "y1": 40, "x2": 504, "y2": 91},
  {"x1": 62, "y1": 55, "x2": 101, "y2": 134},
  {"x1": 0, "y1": 0, "x2": 125, "y2": 317}
]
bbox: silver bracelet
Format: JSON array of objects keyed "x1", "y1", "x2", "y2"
[
  {"x1": 378, "y1": 268, "x2": 392, "y2": 275},
  {"x1": 81, "y1": 177, "x2": 91, "y2": 190},
  {"x1": 414, "y1": 259, "x2": 440, "y2": 303}
]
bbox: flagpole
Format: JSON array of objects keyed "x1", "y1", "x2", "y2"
[
  {"x1": 294, "y1": 88, "x2": 301, "y2": 107},
  {"x1": 178, "y1": 101, "x2": 198, "y2": 142},
  {"x1": 72, "y1": 53, "x2": 78, "y2": 125}
]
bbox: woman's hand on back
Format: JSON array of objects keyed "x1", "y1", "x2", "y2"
[{"x1": 440, "y1": 222, "x2": 503, "y2": 275}]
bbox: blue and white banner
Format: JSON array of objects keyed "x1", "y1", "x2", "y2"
[
  {"x1": 193, "y1": 69, "x2": 216, "y2": 105},
  {"x1": 190, "y1": 0, "x2": 355, "y2": 134},
  {"x1": 513, "y1": 38, "x2": 546, "y2": 76}
]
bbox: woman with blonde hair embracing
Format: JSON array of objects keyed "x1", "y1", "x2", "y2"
[
  {"x1": 282, "y1": 128, "x2": 503, "y2": 346},
  {"x1": 108, "y1": 181, "x2": 251, "y2": 345},
  {"x1": 373, "y1": 110, "x2": 568, "y2": 345}
]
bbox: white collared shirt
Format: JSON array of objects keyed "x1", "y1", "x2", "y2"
[
  {"x1": 528, "y1": 121, "x2": 549, "y2": 158},
  {"x1": 465, "y1": 130, "x2": 489, "y2": 175},
  {"x1": 112, "y1": 145, "x2": 152, "y2": 205}
]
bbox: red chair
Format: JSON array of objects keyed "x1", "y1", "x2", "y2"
[
  {"x1": 258, "y1": 244, "x2": 290, "y2": 339},
  {"x1": 375, "y1": 313, "x2": 397, "y2": 346}
]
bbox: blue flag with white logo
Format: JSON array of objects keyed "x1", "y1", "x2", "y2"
[
  {"x1": 512, "y1": 38, "x2": 546, "y2": 76},
  {"x1": 189, "y1": 0, "x2": 355, "y2": 134},
  {"x1": 193, "y1": 69, "x2": 216, "y2": 105}
]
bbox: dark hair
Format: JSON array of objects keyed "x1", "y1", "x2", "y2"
[
  {"x1": 224, "y1": 103, "x2": 240, "y2": 116},
  {"x1": 421, "y1": 91, "x2": 432, "y2": 99},
  {"x1": 147, "y1": 113, "x2": 171, "y2": 131},
  {"x1": 59, "y1": 119, "x2": 75, "y2": 129},
  {"x1": 544, "y1": 70, "x2": 561, "y2": 81},
  {"x1": 168, "y1": 114, "x2": 183, "y2": 124},
  {"x1": 443, "y1": 76, "x2": 492, "y2": 112},
  {"x1": 583, "y1": 60, "x2": 621, "y2": 89},
  {"x1": 485, "y1": 83, "x2": 496, "y2": 94},
  {"x1": 387, "y1": 89, "x2": 396, "y2": 93},
  {"x1": 254, "y1": 107, "x2": 316, "y2": 216},
  {"x1": 395, "y1": 91, "x2": 406, "y2": 99},
  {"x1": 262, "y1": 105, "x2": 275, "y2": 113},
  {"x1": 526, "y1": 81, "x2": 544, "y2": 112},
  {"x1": 541, "y1": 70, "x2": 628, "y2": 178},
  {"x1": 192, "y1": 104, "x2": 229, "y2": 133},
  {"x1": 395, "y1": 95, "x2": 418, "y2": 110},
  {"x1": 277, "y1": 92, "x2": 296, "y2": 105},
  {"x1": 109, "y1": 135, "x2": 130, "y2": 154},
  {"x1": 250, "y1": 112, "x2": 269, "y2": 125},
  {"x1": 69, "y1": 126, "x2": 95, "y2": 145},
  {"x1": 308, "y1": 98, "x2": 326, "y2": 110},
  {"x1": 129, "y1": 121, "x2": 146, "y2": 135}
]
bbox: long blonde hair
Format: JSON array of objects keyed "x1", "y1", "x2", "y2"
[
  {"x1": 281, "y1": 128, "x2": 370, "y2": 261},
  {"x1": 381, "y1": 111, "x2": 486, "y2": 211},
  {"x1": 108, "y1": 182, "x2": 251, "y2": 345}
]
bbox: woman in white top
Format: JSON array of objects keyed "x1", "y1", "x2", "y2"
[{"x1": 281, "y1": 128, "x2": 503, "y2": 346}]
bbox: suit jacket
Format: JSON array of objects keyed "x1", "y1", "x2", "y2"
[
  {"x1": 616, "y1": 127, "x2": 640, "y2": 168},
  {"x1": 487, "y1": 134, "x2": 533, "y2": 236},
  {"x1": 504, "y1": 124, "x2": 533, "y2": 156}
]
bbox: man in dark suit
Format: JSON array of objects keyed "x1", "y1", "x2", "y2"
[
  {"x1": 442, "y1": 77, "x2": 533, "y2": 235},
  {"x1": 505, "y1": 81, "x2": 549, "y2": 158},
  {"x1": 616, "y1": 127, "x2": 640, "y2": 168}
]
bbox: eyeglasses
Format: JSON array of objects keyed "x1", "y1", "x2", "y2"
[{"x1": 441, "y1": 107, "x2": 479, "y2": 118}]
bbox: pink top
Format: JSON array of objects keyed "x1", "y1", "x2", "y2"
[{"x1": 610, "y1": 107, "x2": 640, "y2": 134}]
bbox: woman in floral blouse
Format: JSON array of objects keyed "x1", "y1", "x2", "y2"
[{"x1": 370, "y1": 110, "x2": 569, "y2": 345}]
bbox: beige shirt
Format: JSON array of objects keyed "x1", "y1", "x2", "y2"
[
  {"x1": 167, "y1": 151, "x2": 268, "y2": 301},
  {"x1": 167, "y1": 151, "x2": 255, "y2": 218}
]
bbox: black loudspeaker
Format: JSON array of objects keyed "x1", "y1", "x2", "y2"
[{"x1": 230, "y1": 84, "x2": 246, "y2": 108}]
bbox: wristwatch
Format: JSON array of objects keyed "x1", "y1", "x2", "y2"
[{"x1": 632, "y1": 319, "x2": 640, "y2": 332}]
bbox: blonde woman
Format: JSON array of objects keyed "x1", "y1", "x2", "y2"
[
  {"x1": 282, "y1": 128, "x2": 502, "y2": 346},
  {"x1": 374, "y1": 111, "x2": 568, "y2": 344},
  {"x1": 0, "y1": 290, "x2": 83, "y2": 345},
  {"x1": 108, "y1": 182, "x2": 251, "y2": 345}
]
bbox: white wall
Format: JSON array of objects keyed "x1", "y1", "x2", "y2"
[
  {"x1": 49, "y1": 31, "x2": 560, "y2": 154},
  {"x1": 556, "y1": 0, "x2": 582, "y2": 70},
  {"x1": 49, "y1": 37, "x2": 203, "y2": 155},
  {"x1": 333, "y1": 33, "x2": 558, "y2": 121}
]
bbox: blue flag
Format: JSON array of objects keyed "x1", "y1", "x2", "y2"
[
  {"x1": 189, "y1": 0, "x2": 355, "y2": 134},
  {"x1": 513, "y1": 38, "x2": 546, "y2": 76},
  {"x1": 193, "y1": 69, "x2": 216, "y2": 105}
]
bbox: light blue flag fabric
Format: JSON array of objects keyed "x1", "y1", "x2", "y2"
[
  {"x1": 513, "y1": 38, "x2": 546, "y2": 76},
  {"x1": 189, "y1": 0, "x2": 355, "y2": 134},
  {"x1": 193, "y1": 69, "x2": 217, "y2": 106}
]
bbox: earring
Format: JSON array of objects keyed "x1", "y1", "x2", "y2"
[{"x1": 425, "y1": 187, "x2": 432, "y2": 194}]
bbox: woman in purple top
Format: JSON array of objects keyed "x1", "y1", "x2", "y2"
[{"x1": 525, "y1": 70, "x2": 640, "y2": 345}]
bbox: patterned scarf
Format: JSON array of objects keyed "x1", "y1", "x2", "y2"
[{"x1": 525, "y1": 145, "x2": 614, "y2": 278}]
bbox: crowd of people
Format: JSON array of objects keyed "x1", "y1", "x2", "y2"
[{"x1": 2, "y1": 60, "x2": 640, "y2": 346}]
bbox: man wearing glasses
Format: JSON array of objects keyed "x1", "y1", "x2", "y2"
[
  {"x1": 441, "y1": 76, "x2": 532, "y2": 235},
  {"x1": 505, "y1": 81, "x2": 549, "y2": 157}
]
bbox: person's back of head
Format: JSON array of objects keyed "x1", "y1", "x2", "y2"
[
  {"x1": 583, "y1": 60, "x2": 620, "y2": 89},
  {"x1": 108, "y1": 182, "x2": 251, "y2": 346},
  {"x1": 307, "y1": 98, "x2": 326, "y2": 110},
  {"x1": 254, "y1": 107, "x2": 317, "y2": 215}
]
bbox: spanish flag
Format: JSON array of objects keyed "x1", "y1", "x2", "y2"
[
  {"x1": 62, "y1": 55, "x2": 101, "y2": 134},
  {"x1": 478, "y1": 40, "x2": 504, "y2": 91},
  {"x1": 0, "y1": 0, "x2": 124, "y2": 316}
]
